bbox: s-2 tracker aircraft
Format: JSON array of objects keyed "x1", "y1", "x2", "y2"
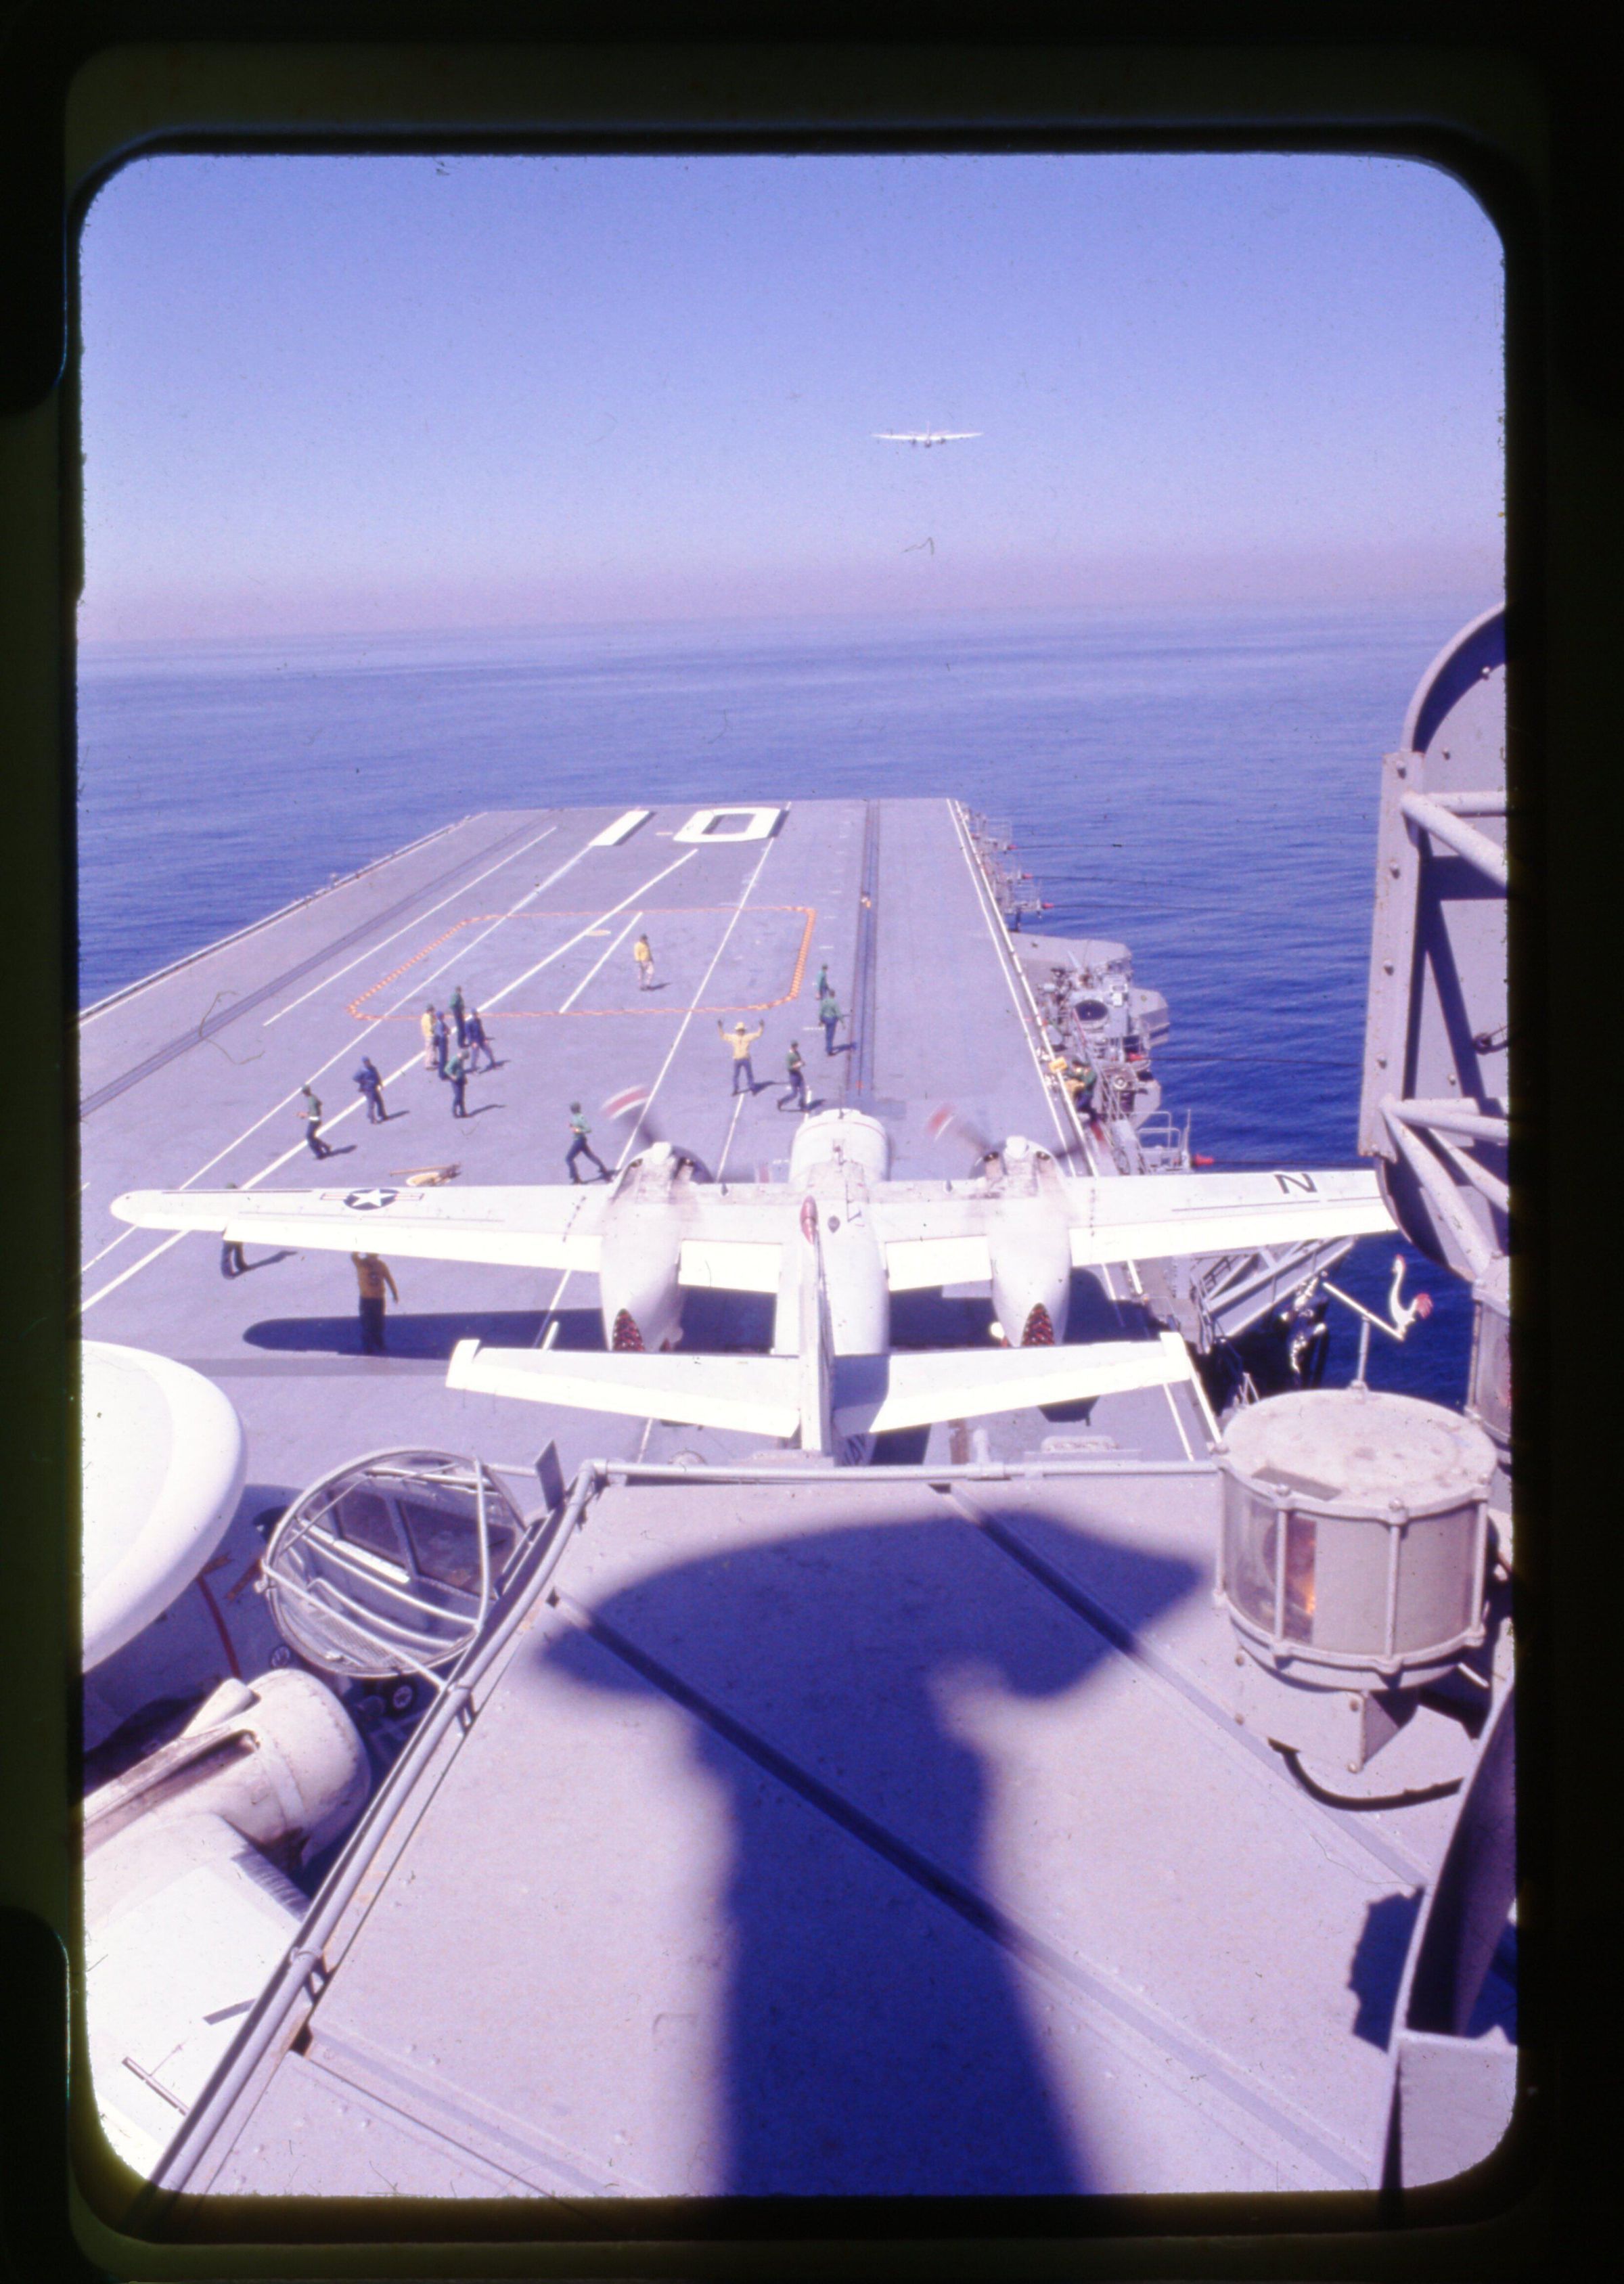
[{"x1": 113, "y1": 1106, "x2": 1392, "y2": 1462}]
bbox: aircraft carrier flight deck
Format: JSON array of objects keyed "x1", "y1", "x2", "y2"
[
  {"x1": 81, "y1": 797, "x2": 1209, "y2": 1494},
  {"x1": 78, "y1": 794, "x2": 1512, "y2": 2210}
]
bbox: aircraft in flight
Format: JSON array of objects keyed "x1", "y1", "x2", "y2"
[
  {"x1": 113, "y1": 1106, "x2": 1391, "y2": 1461},
  {"x1": 873, "y1": 430, "x2": 982, "y2": 447}
]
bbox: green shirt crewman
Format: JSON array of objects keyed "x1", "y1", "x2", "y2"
[
  {"x1": 778, "y1": 1039, "x2": 809, "y2": 1111},
  {"x1": 565, "y1": 1103, "x2": 609, "y2": 1183}
]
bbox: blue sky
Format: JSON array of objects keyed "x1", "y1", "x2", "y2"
[{"x1": 76, "y1": 152, "x2": 1504, "y2": 641}]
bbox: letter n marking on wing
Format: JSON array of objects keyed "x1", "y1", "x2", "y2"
[{"x1": 1274, "y1": 1171, "x2": 1317, "y2": 1195}]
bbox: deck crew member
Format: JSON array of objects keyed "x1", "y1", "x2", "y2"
[
  {"x1": 449, "y1": 985, "x2": 468, "y2": 1047},
  {"x1": 432, "y1": 1009, "x2": 450, "y2": 1076},
  {"x1": 352, "y1": 1252, "x2": 397, "y2": 1355},
  {"x1": 299, "y1": 1083, "x2": 331, "y2": 1159},
  {"x1": 447, "y1": 1051, "x2": 470, "y2": 1119},
  {"x1": 1043, "y1": 1046, "x2": 1073, "y2": 1099},
  {"x1": 778, "y1": 1039, "x2": 809, "y2": 1111},
  {"x1": 566, "y1": 1104, "x2": 610, "y2": 1183},
  {"x1": 719, "y1": 1018, "x2": 764, "y2": 1094},
  {"x1": 354, "y1": 1056, "x2": 386, "y2": 1123},
  {"x1": 1284, "y1": 1295, "x2": 1330, "y2": 1389},
  {"x1": 815, "y1": 963, "x2": 830, "y2": 1001},
  {"x1": 1067, "y1": 1056, "x2": 1096, "y2": 1113},
  {"x1": 219, "y1": 1182, "x2": 248, "y2": 1277},
  {"x1": 633, "y1": 934, "x2": 655, "y2": 991},
  {"x1": 817, "y1": 989, "x2": 844, "y2": 1056},
  {"x1": 420, "y1": 1004, "x2": 438, "y2": 1071},
  {"x1": 466, "y1": 1008, "x2": 495, "y2": 1069}
]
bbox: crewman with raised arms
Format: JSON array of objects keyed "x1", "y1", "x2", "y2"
[{"x1": 719, "y1": 1018, "x2": 764, "y2": 1095}]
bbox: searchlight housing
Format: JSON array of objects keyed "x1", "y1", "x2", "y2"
[{"x1": 1216, "y1": 1387, "x2": 1496, "y2": 1772}]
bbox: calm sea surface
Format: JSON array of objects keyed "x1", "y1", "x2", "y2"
[{"x1": 76, "y1": 598, "x2": 1495, "y2": 1404}]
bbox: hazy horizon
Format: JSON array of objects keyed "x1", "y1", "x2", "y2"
[
  {"x1": 78, "y1": 152, "x2": 1503, "y2": 646},
  {"x1": 77, "y1": 578, "x2": 1504, "y2": 665}
]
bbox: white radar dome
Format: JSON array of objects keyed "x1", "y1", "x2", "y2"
[{"x1": 81, "y1": 1341, "x2": 248, "y2": 1672}]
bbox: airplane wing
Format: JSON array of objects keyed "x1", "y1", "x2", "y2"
[
  {"x1": 1061, "y1": 1167, "x2": 1393, "y2": 1267},
  {"x1": 678, "y1": 1239, "x2": 783, "y2": 1294},
  {"x1": 872, "y1": 1191, "x2": 989, "y2": 1291},
  {"x1": 671, "y1": 1190, "x2": 790, "y2": 1291},
  {"x1": 873, "y1": 1167, "x2": 1391, "y2": 1281},
  {"x1": 110, "y1": 1184, "x2": 610, "y2": 1272},
  {"x1": 447, "y1": 1341, "x2": 800, "y2": 1437}
]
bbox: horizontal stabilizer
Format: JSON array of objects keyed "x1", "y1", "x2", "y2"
[
  {"x1": 446, "y1": 1341, "x2": 800, "y2": 1438},
  {"x1": 832, "y1": 1331, "x2": 1193, "y2": 1435}
]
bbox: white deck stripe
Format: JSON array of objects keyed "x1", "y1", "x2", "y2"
[
  {"x1": 713, "y1": 1081, "x2": 752, "y2": 1184},
  {"x1": 79, "y1": 818, "x2": 642, "y2": 1277},
  {"x1": 77, "y1": 815, "x2": 472, "y2": 1025},
  {"x1": 533, "y1": 830, "x2": 782, "y2": 1347},
  {"x1": 476, "y1": 853, "x2": 696, "y2": 1010},
  {"x1": 374, "y1": 831, "x2": 631, "y2": 1016},
  {"x1": 261, "y1": 821, "x2": 560, "y2": 1025},
  {"x1": 587, "y1": 809, "x2": 652, "y2": 848},
  {"x1": 81, "y1": 843, "x2": 700, "y2": 1307},
  {"x1": 945, "y1": 801, "x2": 1073, "y2": 1156},
  {"x1": 557, "y1": 912, "x2": 642, "y2": 1013}
]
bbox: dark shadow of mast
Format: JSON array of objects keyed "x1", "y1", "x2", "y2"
[{"x1": 543, "y1": 1506, "x2": 1201, "y2": 2195}]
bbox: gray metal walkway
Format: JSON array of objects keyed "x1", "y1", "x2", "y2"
[{"x1": 148, "y1": 1461, "x2": 1490, "y2": 2206}]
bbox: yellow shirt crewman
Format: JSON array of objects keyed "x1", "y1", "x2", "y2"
[
  {"x1": 353, "y1": 1252, "x2": 398, "y2": 1356},
  {"x1": 719, "y1": 1019, "x2": 764, "y2": 1096}
]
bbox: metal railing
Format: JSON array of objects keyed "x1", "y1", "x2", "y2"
[
  {"x1": 259, "y1": 1452, "x2": 538, "y2": 1688},
  {"x1": 963, "y1": 811, "x2": 1043, "y2": 920},
  {"x1": 1380, "y1": 1096, "x2": 1508, "y2": 1283}
]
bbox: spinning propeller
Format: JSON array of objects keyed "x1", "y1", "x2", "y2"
[
  {"x1": 602, "y1": 1088, "x2": 714, "y2": 1182},
  {"x1": 927, "y1": 1104, "x2": 1089, "y2": 1175}
]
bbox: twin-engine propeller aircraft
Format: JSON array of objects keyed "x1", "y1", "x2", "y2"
[
  {"x1": 113, "y1": 1108, "x2": 1392, "y2": 1462},
  {"x1": 872, "y1": 430, "x2": 982, "y2": 447}
]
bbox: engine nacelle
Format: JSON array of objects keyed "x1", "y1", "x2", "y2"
[
  {"x1": 790, "y1": 1107, "x2": 891, "y2": 1186},
  {"x1": 596, "y1": 1143, "x2": 699, "y2": 1351},
  {"x1": 987, "y1": 1201, "x2": 1073, "y2": 1346},
  {"x1": 984, "y1": 1141, "x2": 1072, "y2": 1345}
]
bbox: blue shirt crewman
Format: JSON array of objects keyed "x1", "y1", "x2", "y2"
[{"x1": 355, "y1": 1056, "x2": 386, "y2": 1123}]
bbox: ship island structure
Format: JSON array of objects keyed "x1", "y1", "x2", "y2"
[{"x1": 73, "y1": 608, "x2": 1513, "y2": 2235}]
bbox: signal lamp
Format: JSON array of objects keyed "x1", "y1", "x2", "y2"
[{"x1": 1216, "y1": 1388, "x2": 1496, "y2": 1770}]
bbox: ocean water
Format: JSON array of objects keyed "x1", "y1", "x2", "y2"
[{"x1": 76, "y1": 597, "x2": 1495, "y2": 1404}]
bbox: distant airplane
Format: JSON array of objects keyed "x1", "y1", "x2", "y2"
[{"x1": 873, "y1": 431, "x2": 981, "y2": 448}]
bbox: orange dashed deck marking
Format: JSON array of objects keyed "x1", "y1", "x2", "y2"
[{"x1": 346, "y1": 905, "x2": 817, "y2": 1021}]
